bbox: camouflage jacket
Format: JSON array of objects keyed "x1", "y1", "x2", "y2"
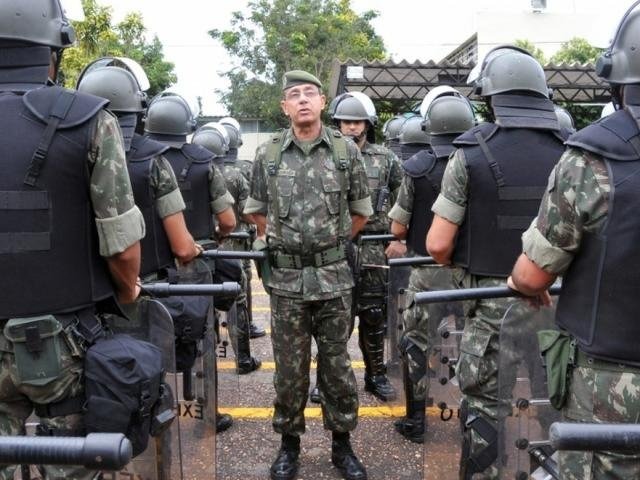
[
  {"x1": 149, "y1": 154, "x2": 186, "y2": 219},
  {"x1": 360, "y1": 141, "x2": 403, "y2": 232},
  {"x1": 245, "y1": 125, "x2": 372, "y2": 300},
  {"x1": 522, "y1": 147, "x2": 609, "y2": 275},
  {"x1": 388, "y1": 174, "x2": 415, "y2": 227}
]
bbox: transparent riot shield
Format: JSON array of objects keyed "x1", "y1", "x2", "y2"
[
  {"x1": 386, "y1": 261, "x2": 411, "y2": 376},
  {"x1": 102, "y1": 297, "x2": 178, "y2": 480},
  {"x1": 420, "y1": 268, "x2": 465, "y2": 480},
  {"x1": 166, "y1": 259, "x2": 217, "y2": 479},
  {"x1": 498, "y1": 303, "x2": 560, "y2": 480}
]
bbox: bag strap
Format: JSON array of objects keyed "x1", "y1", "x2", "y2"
[
  {"x1": 266, "y1": 131, "x2": 285, "y2": 239},
  {"x1": 330, "y1": 132, "x2": 349, "y2": 242}
]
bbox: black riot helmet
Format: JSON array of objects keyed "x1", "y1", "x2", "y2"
[
  {"x1": 144, "y1": 92, "x2": 197, "y2": 137},
  {"x1": 76, "y1": 65, "x2": 147, "y2": 113},
  {"x1": 0, "y1": 0, "x2": 75, "y2": 48},
  {"x1": 595, "y1": 1, "x2": 640, "y2": 84},
  {"x1": 219, "y1": 117, "x2": 243, "y2": 148},
  {"x1": 468, "y1": 45, "x2": 549, "y2": 98},
  {"x1": 425, "y1": 95, "x2": 476, "y2": 136},
  {"x1": 192, "y1": 126, "x2": 229, "y2": 157},
  {"x1": 399, "y1": 116, "x2": 430, "y2": 145}
]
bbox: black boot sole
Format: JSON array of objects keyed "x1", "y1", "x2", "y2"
[
  {"x1": 364, "y1": 383, "x2": 397, "y2": 402},
  {"x1": 331, "y1": 458, "x2": 368, "y2": 480}
]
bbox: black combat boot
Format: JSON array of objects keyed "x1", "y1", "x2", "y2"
[
  {"x1": 216, "y1": 412, "x2": 233, "y2": 433},
  {"x1": 309, "y1": 369, "x2": 321, "y2": 403},
  {"x1": 270, "y1": 434, "x2": 300, "y2": 480},
  {"x1": 394, "y1": 400, "x2": 425, "y2": 443},
  {"x1": 359, "y1": 310, "x2": 397, "y2": 401},
  {"x1": 236, "y1": 306, "x2": 262, "y2": 374},
  {"x1": 331, "y1": 432, "x2": 367, "y2": 480},
  {"x1": 249, "y1": 322, "x2": 266, "y2": 338}
]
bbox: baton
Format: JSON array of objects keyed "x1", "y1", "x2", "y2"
[
  {"x1": 200, "y1": 249, "x2": 266, "y2": 260},
  {"x1": 142, "y1": 282, "x2": 241, "y2": 297},
  {"x1": 358, "y1": 234, "x2": 397, "y2": 242},
  {"x1": 550, "y1": 422, "x2": 640, "y2": 452},
  {"x1": 414, "y1": 284, "x2": 562, "y2": 304},
  {"x1": 0, "y1": 433, "x2": 131, "y2": 470},
  {"x1": 388, "y1": 256, "x2": 436, "y2": 267},
  {"x1": 225, "y1": 232, "x2": 250, "y2": 240}
]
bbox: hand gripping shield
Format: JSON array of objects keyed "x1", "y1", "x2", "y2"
[{"x1": 498, "y1": 303, "x2": 561, "y2": 480}]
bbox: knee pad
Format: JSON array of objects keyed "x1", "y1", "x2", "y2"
[{"x1": 459, "y1": 406, "x2": 498, "y2": 479}]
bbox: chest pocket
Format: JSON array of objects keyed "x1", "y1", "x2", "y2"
[
  {"x1": 321, "y1": 173, "x2": 342, "y2": 215},
  {"x1": 275, "y1": 174, "x2": 295, "y2": 218},
  {"x1": 366, "y1": 166, "x2": 381, "y2": 190}
]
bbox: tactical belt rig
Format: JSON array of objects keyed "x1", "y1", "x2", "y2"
[{"x1": 264, "y1": 129, "x2": 351, "y2": 267}]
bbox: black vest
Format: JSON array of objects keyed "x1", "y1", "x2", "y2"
[
  {"x1": 557, "y1": 109, "x2": 640, "y2": 366},
  {"x1": 126, "y1": 134, "x2": 173, "y2": 277},
  {"x1": 0, "y1": 87, "x2": 114, "y2": 317},
  {"x1": 164, "y1": 143, "x2": 215, "y2": 240},
  {"x1": 403, "y1": 148, "x2": 447, "y2": 256},
  {"x1": 452, "y1": 123, "x2": 567, "y2": 277}
]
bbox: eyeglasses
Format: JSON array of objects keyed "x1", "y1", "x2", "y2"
[{"x1": 284, "y1": 87, "x2": 320, "y2": 101}]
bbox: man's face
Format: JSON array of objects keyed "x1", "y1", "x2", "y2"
[
  {"x1": 281, "y1": 84, "x2": 326, "y2": 127},
  {"x1": 339, "y1": 119, "x2": 367, "y2": 140}
]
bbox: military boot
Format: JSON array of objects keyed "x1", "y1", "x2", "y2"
[
  {"x1": 270, "y1": 434, "x2": 300, "y2": 480},
  {"x1": 249, "y1": 322, "x2": 266, "y2": 338},
  {"x1": 331, "y1": 432, "x2": 367, "y2": 480},
  {"x1": 216, "y1": 412, "x2": 233, "y2": 433},
  {"x1": 309, "y1": 369, "x2": 321, "y2": 403},
  {"x1": 235, "y1": 306, "x2": 262, "y2": 374},
  {"x1": 359, "y1": 311, "x2": 397, "y2": 401},
  {"x1": 394, "y1": 400, "x2": 425, "y2": 443}
]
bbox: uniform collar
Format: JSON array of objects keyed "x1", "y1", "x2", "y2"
[{"x1": 282, "y1": 125, "x2": 333, "y2": 151}]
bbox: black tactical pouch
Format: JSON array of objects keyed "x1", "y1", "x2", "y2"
[
  {"x1": 84, "y1": 334, "x2": 174, "y2": 457},
  {"x1": 537, "y1": 329, "x2": 576, "y2": 410},
  {"x1": 4, "y1": 316, "x2": 63, "y2": 387},
  {"x1": 211, "y1": 257, "x2": 243, "y2": 311}
]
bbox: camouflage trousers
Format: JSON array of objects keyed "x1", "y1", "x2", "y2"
[
  {"x1": 400, "y1": 265, "x2": 464, "y2": 402},
  {"x1": 559, "y1": 363, "x2": 640, "y2": 479},
  {"x1": 0, "y1": 320, "x2": 97, "y2": 480},
  {"x1": 270, "y1": 292, "x2": 358, "y2": 435},
  {"x1": 455, "y1": 275, "x2": 530, "y2": 480},
  {"x1": 228, "y1": 266, "x2": 249, "y2": 355},
  {"x1": 355, "y1": 241, "x2": 387, "y2": 314}
]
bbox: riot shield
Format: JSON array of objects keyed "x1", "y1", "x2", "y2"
[
  {"x1": 102, "y1": 297, "x2": 178, "y2": 480},
  {"x1": 386, "y1": 261, "x2": 411, "y2": 375},
  {"x1": 418, "y1": 268, "x2": 464, "y2": 480},
  {"x1": 498, "y1": 303, "x2": 560, "y2": 480}
]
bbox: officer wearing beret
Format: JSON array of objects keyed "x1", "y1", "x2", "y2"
[{"x1": 245, "y1": 70, "x2": 372, "y2": 480}]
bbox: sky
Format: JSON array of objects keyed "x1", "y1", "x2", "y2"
[{"x1": 94, "y1": 0, "x2": 631, "y2": 115}]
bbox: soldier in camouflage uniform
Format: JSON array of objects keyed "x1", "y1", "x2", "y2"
[
  {"x1": 192, "y1": 124, "x2": 262, "y2": 374},
  {"x1": 0, "y1": 2, "x2": 144, "y2": 478},
  {"x1": 388, "y1": 90, "x2": 474, "y2": 443},
  {"x1": 218, "y1": 117, "x2": 266, "y2": 339},
  {"x1": 330, "y1": 92, "x2": 403, "y2": 402},
  {"x1": 509, "y1": 6, "x2": 640, "y2": 478},
  {"x1": 426, "y1": 47, "x2": 569, "y2": 479},
  {"x1": 244, "y1": 70, "x2": 372, "y2": 480}
]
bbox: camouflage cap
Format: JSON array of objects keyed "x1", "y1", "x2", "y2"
[{"x1": 282, "y1": 70, "x2": 322, "y2": 91}]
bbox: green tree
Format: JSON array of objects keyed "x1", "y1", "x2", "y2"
[
  {"x1": 514, "y1": 39, "x2": 547, "y2": 65},
  {"x1": 60, "y1": 0, "x2": 176, "y2": 96},
  {"x1": 210, "y1": 0, "x2": 386, "y2": 128},
  {"x1": 550, "y1": 37, "x2": 603, "y2": 65}
]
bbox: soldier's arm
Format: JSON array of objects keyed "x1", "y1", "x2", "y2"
[
  {"x1": 427, "y1": 149, "x2": 468, "y2": 264},
  {"x1": 348, "y1": 144, "x2": 373, "y2": 238},
  {"x1": 388, "y1": 175, "x2": 415, "y2": 239},
  {"x1": 244, "y1": 145, "x2": 269, "y2": 239},
  {"x1": 510, "y1": 148, "x2": 610, "y2": 295},
  {"x1": 89, "y1": 111, "x2": 144, "y2": 303},
  {"x1": 209, "y1": 164, "x2": 236, "y2": 236},
  {"x1": 152, "y1": 155, "x2": 200, "y2": 264}
]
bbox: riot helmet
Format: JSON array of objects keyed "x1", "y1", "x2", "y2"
[
  {"x1": 219, "y1": 117, "x2": 243, "y2": 148},
  {"x1": 468, "y1": 45, "x2": 549, "y2": 97},
  {"x1": 399, "y1": 116, "x2": 430, "y2": 145},
  {"x1": 419, "y1": 85, "x2": 458, "y2": 118},
  {"x1": 595, "y1": 1, "x2": 640, "y2": 84},
  {"x1": 76, "y1": 66, "x2": 147, "y2": 113},
  {"x1": 201, "y1": 122, "x2": 231, "y2": 147},
  {"x1": 383, "y1": 115, "x2": 406, "y2": 141},
  {"x1": 192, "y1": 127, "x2": 229, "y2": 157},
  {"x1": 425, "y1": 96, "x2": 475, "y2": 136},
  {"x1": 332, "y1": 92, "x2": 378, "y2": 126},
  {"x1": 554, "y1": 105, "x2": 576, "y2": 132},
  {"x1": 144, "y1": 92, "x2": 197, "y2": 136},
  {"x1": 77, "y1": 56, "x2": 151, "y2": 92},
  {"x1": 0, "y1": 0, "x2": 75, "y2": 48}
]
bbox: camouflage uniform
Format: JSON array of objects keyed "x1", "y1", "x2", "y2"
[
  {"x1": 0, "y1": 110, "x2": 145, "y2": 480},
  {"x1": 148, "y1": 155, "x2": 186, "y2": 221},
  {"x1": 244, "y1": 126, "x2": 372, "y2": 435},
  {"x1": 389, "y1": 175, "x2": 464, "y2": 402},
  {"x1": 432, "y1": 149, "x2": 534, "y2": 479},
  {"x1": 522, "y1": 147, "x2": 640, "y2": 479}
]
